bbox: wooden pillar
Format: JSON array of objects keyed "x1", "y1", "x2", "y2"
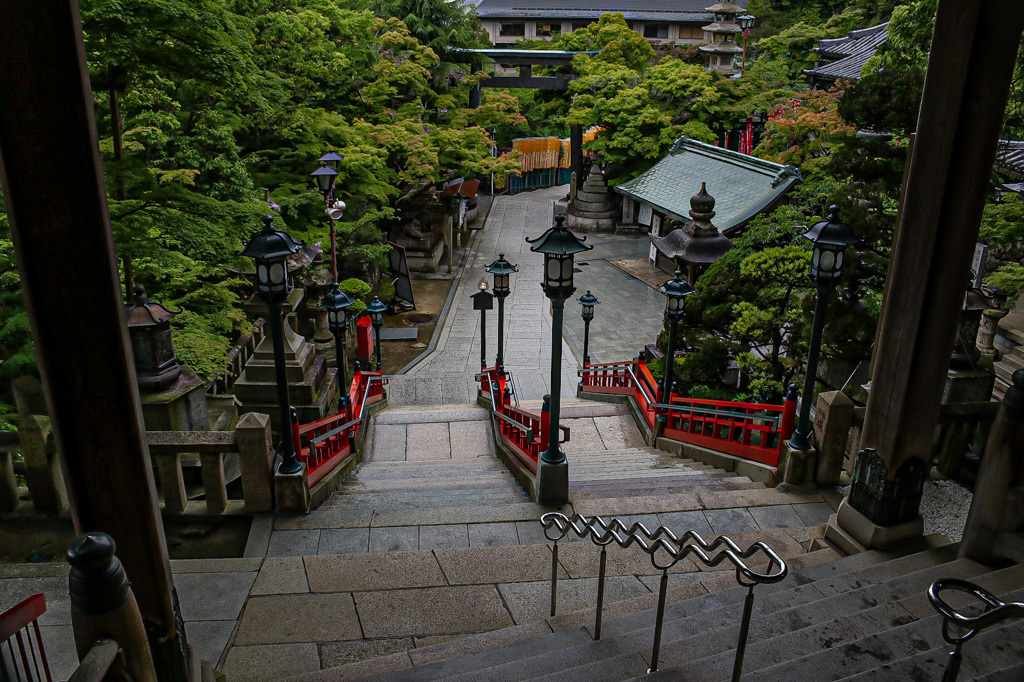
[
  {"x1": 845, "y1": 0, "x2": 1024, "y2": 537},
  {"x1": 570, "y1": 125, "x2": 583, "y2": 200},
  {"x1": 0, "y1": 2, "x2": 189, "y2": 680}
]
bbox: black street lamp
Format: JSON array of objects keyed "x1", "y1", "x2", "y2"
[
  {"x1": 240, "y1": 215, "x2": 303, "y2": 475},
  {"x1": 365, "y1": 295, "x2": 387, "y2": 372},
  {"x1": 310, "y1": 152, "x2": 345, "y2": 282},
  {"x1": 320, "y1": 283, "x2": 354, "y2": 412},
  {"x1": 789, "y1": 205, "x2": 860, "y2": 451},
  {"x1": 660, "y1": 272, "x2": 695, "y2": 406},
  {"x1": 471, "y1": 278, "x2": 494, "y2": 371},
  {"x1": 527, "y1": 213, "x2": 592, "y2": 503},
  {"x1": 578, "y1": 290, "x2": 599, "y2": 367},
  {"x1": 485, "y1": 253, "x2": 518, "y2": 373},
  {"x1": 738, "y1": 14, "x2": 755, "y2": 74}
]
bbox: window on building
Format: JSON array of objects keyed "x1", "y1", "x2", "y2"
[
  {"x1": 572, "y1": 22, "x2": 592, "y2": 31},
  {"x1": 499, "y1": 23, "x2": 525, "y2": 37},
  {"x1": 644, "y1": 24, "x2": 669, "y2": 39},
  {"x1": 679, "y1": 25, "x2": 703, "y2": 40},
  {"x1": 536, "y1": 22, "x2": 557, "y2": 37}
]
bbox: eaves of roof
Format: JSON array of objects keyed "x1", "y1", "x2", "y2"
[{"x1": 613, "y1": 136, "x2": 802, "y2": 235}]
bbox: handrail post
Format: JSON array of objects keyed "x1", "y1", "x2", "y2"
[
  {"x1": 550, "y1": 541, "x2": 559, "y2": 617},
  {"x1": 731, "y1": 585, "x2": 756, "y2": 682},
  {"x1": 594, "y1": 545, "x2": 608, "y2": 640},
  {"x1": 778, "y1": 384, "x2": 799, "y2": 445},
  {"x1": 649, "y1": 570, "x2": 669, "y2": 673}
]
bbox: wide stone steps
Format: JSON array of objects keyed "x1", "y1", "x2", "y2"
[
  {"x1": 304, "y1": 543, "x2": 942, "y2": 681},
  {"x1": 317, "y1": 542, "x2": 1024, "y2": 682}
]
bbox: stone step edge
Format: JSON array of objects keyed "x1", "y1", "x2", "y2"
[
  {"x1": 279, "y1": 548, "x2": 842, "y2": 682},
  {"x1": 571, "y1": 488, "x2": 825, "y2": 517}
]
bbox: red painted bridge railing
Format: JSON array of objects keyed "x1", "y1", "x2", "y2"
[
  {"x1": 477, "y1": 367, "x2": 569, "y2": 473},
  {"x1": 292, "y1": 371, "x2": 387, "y2": 486},
  {"x1": 580, "y1": 360, "x2": 797, "y2": 467}
]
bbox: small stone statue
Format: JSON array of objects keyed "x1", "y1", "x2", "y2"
[{"x1": 403, "y1": 218, "x2": 424, "y2": 240}]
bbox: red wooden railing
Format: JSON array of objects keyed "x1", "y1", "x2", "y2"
[
  {"x1": 292, "y1": 371, "x2": 387, "y2": 486},
  {"x1": 477, "y1": 367, "x2": 569, "y2": 473},
  {"x1": 580, "y1": 360, "x2": 797, "y2": 467},
  {"x1": 1, "y1": 593, "x2": 52, "y2": 682}
]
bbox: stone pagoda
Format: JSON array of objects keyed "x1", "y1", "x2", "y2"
[
  {"x1": 700, "y1": 2, "x2": 744, "y2": 75},
  {"x1": 566, "y1": 165, "x2": 617, "y2": 232}
]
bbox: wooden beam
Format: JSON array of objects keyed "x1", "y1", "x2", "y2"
[
  {"x1": 861, "y1": 0, "x2": 1024, "y2": 473},
  {"x1": 0, "y1": 2, "x2": 188, "y2": 679}
]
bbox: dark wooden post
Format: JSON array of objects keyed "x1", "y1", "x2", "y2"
[
  {"x1": 570, "y1": 125, "x2": 584, "y2": 200},
  {"x1": 838, "y1": 0, "x2": 1024, "y2": 546},
  {"x1": 0, "y1": 2, "x2": 189, "y2": 679}
]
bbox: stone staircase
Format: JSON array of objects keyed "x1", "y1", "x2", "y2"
[
  {"x1": 287, "y1": 541, "x2": 1024, "y2": 682},
  {"x1": 221, "y1": 398, "x2": 857, "y2": 681},
  {"x1": 993, "y1": 341, "x2": 1024, "y2": 400}
]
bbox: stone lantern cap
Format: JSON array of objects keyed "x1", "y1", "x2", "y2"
[{"x1": 125, "y1": 285, "x2": 177, "y2": 326}]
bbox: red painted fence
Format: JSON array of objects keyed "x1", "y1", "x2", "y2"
[
  {"x1": 292, "y1": 371, "x2": 387, "y2": 486},
  {"x1": 477, "y1": 367, "x2": 569, "y2": 472},
  {"x1": 0, "y1": 593, "x2": 52, "y2": 682},
  {"x1": 580, "y1": 360, "x2": 797, "y2": 467}
]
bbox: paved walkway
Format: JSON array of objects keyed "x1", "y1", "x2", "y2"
[{"x1": 389, "y1": 186, "x2": 667, "y2": 405}]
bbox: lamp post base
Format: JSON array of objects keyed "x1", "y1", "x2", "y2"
[
  {"x1": 275, "y1": 463, "x2": 310, "y2": 513},
  {"x1": 536, "y1": 457, "x2": 569, "y2": 505},
  {"x1": 777, "y1": 440, "x2": 816, "y2": 486}
]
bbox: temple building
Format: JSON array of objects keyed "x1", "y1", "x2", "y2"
[
  {"x1": 804, "y1": 22, "x2": 889, "y2": 89},
  {"x1": 614, "y1": 136, "x2": 802, "y2": 274},
  {"x1": 473, "y1": 0, "x2": 746, "y2": 47}
]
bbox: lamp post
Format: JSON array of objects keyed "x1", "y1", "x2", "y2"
[
  {"x1": 578, "y1": 290, "x2": 599, "y2": 367},
  {"x1": 471, "y1": 278, "x2": 494, "y2": 371},
  {"x1": 485, "y1": 253, "x2": 518, "y2": 373},
  {"x1": 320, "y1": 283, "x2": 354, "y2": 413},
  {"x1": 789, "y1": 205, "x2": 860, "y2": 451},
  {"x1": 660, "y1": 272, "x2": 695, "y2": 407},
  {"x1": 365, "y1": 295, "x2": 387, "y2": 372},
  {"x1": 239, "y1": 215, "x2": 303, "y2": 475},
  {"x1": 738, "y1": 15, "x2": 755, "y2": 75},
  {"x1": 310, "y1": 150, "x2": 345, "y2": 282},
  {"x1": 527, "y1": 214, "x2": 592, "y2": 505}
]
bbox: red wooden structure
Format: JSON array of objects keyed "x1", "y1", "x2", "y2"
[
  {"x1": 291, "y1": 371, "x2": 387, "y2": 486},
  {"x1": 579, "y1": 360, "x2": 797, "y2": 466},
  {"x1": 477, "y1": 367, "x2": 569, "y2": 472},
  {"x1": 0, "y1": 593, "x2": 52, "y2": 682}
]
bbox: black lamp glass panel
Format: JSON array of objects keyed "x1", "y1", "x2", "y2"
[{"x1": 561, "y1": 257, "x2": 573, "y2": 287}]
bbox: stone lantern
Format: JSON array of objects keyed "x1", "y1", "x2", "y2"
[{"x1": 124, "y1": 285, "x2": 181, "y2": 392}]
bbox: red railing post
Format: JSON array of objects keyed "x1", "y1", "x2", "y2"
[
  {"x1": 540, "y1": 394, "x2": 551, "y2": 452},
  {"x1": 779, "y1": 384, "x2": 799, "y2": 446}
]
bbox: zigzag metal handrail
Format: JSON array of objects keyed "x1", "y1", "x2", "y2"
[
  {"x1": 540, "y1": 512, "x2": 788, "y2": 585},
  {"x1": 540, "y1": 512, "x2": 788, "y2": 678},
  {"x1": 928, "y1": 578, "x2": 1024, "y2": 682}
]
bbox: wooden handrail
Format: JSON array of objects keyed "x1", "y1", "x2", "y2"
[{"x1": 68, "y1": 639, "x2": 123, "y2": 682}]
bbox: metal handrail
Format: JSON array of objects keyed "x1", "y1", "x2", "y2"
[
  {"x1": 928, "y1": 578, "x2": 1024, "y2": 682},
  {"x1": 540, "y1": 512, "x2": 787, "y2": 678}
]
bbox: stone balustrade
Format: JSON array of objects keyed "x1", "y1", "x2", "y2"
[{"x1": 0, "y1": 412, "x2": 276, "y2": 517}]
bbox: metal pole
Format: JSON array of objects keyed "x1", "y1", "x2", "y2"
[
  {"x1": 269, "y1": 299, "x2": 300, "y2": 474},
  {"x1": 328, "y1": 185, "x2": 338, "y2": 283},
  {"x1": 550, "y1": 542, "x2": 559, "y2": 617},
  {"x1": 662, "y1": 315, "x2": 677, "y2": 402},
  {"x1": 731, "y1": 586, "x2": 756, "y2": 682},
  {"x1": 649, "y1": 570, "x2": 669, "y2": 673},
  {"x1": 480, "y1": 305, "x2": 488, "y2": 370},
  {"x1": 542, "y1": 298, "x2": 566, "y2": 464},
  {"x1": 594, "y1": 546, "x2": 607, "y2": 640},
  {"x1": 583, "y1": 318, "x2": 591, "y2": 367},
  {"x1": 335, "y1": 327, "x2": 350, "y2": 413},
  {"x1": 496, "y1": 293, "x2": 506, "y2": 372},
  {"x1": 373, "y1": 323, "x2": 383, "y2": 373},
  {"x1": 790, "y1": 286, "x2": 830, "y2": 450}
]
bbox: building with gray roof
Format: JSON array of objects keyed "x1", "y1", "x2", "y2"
[
  {"x1": 474, "y1": 0, "x2": 746, "y2": 46},
  {"x1": 804, "y1": 22, "x2": 888, "y2": 89},
  {"x1": 613, "y1": 136, "x2": 801, "y2": 273}
]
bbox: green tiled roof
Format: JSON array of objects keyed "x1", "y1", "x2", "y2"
[{"x1": 614, "y1": 137, "x2": 802, "y2": 235}]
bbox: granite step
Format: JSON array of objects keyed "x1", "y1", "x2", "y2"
[
  {"x1": 321, "y1": 545, "x2": 922, "y2": 682},
  {"x1": 337, "y1": 474, "x2": 517, "y2": 491},
  {"x1": 836, "y1": 636, "x2": 1024, "y2": 682},
  {"x1": 323, "y1": 489, "x2": 529, "y2": 507}
]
